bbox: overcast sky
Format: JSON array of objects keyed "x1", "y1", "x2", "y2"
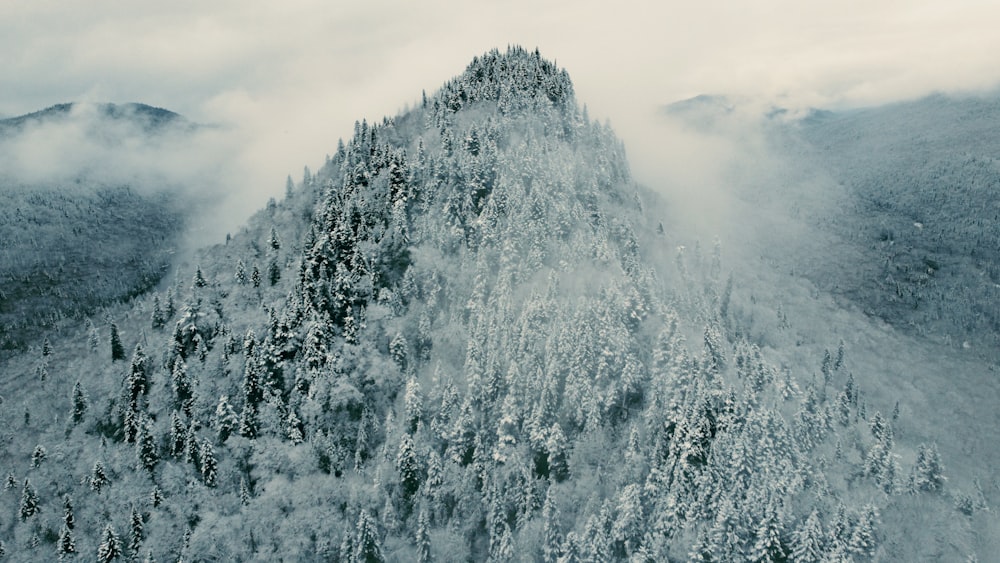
[{"x1": 3, "y1": 0, "x2": 999, "y2": 232}]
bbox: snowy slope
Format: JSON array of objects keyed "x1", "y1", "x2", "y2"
[{"x1": 0, "y1": 50, "x2": 993, "y2": 561}]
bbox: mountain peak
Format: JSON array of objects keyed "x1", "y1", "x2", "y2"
[{"x1": 434, "y1": 46, "x2": 575, "y2": 115}]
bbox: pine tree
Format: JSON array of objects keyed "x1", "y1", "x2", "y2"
[
  {"x1": 251, "y1": 265, "x2": 261, "y2": 288},
  {"x1": 150, "y1": 486, "x2": 164, "y2": 508},
  {"x1": 397, "y1": 433, "x2": 422, "y2": 501},
  {"x1": 136, "y1": 416, "x2": 158, "y2": 472},
  {"x1": 213, "y1": 395, "x2": 238, "y2": 443},
  {"x1": 42, "y1": 337, "x2": 52, "y2": 357},
  {"x1": 151, "y1": 295, "x2": 165, "y2": 329},
  {"x1": 165, "y1": 287, "x2": 176, "y2": 318},
  {"x1": 416, "y1": 504, "x2": 432, "y2": 563},
  {"x1": 201, "y1": 439, "x2": 218, "y2": 487},
  {"x1": 268, "y1": 226, "x2": 281, "y2": 252},
  {"x1": 491, "y1": 521, "x2": 514, "y2": 562},
  {"x1": 57, "y1": 525, "x2": 76, "y2": 559},
  {"x1": 57, "y1": 495, "x2": 77, "y2": 559},
  {"x1": 909, "y1": 443, "x2": 946, "y2": 493},
  {"x1": 235, "y1": 259, "x2": 247, "y2": 285},
  {"x1": 127, "y1": 343, "x2": 149, "y2": 402},
  {"x1": 749, "y1": 507, "x2": 785, "y2": 563},
  {"x1": 611, "y1": 484, "x2": 644, "y2": 557},
  {"x1": 404, "y1": 376, "x2": 423, "y2": 432},
  {"x1": 63, "y1": 494, "x2": 76, "y2": 530},
  {"x1": 110, "y1": 322, "x2": 125, "y2": 361},
  {"x1": 30, "y1": 444, "x2": 46, "y2": 468},
  {"x1": 542, "y1": 486, "x2": 563, "y2": 563},
  {"x1": 172, "y1": 360, "x2": 193, "y2": 416},
  {"x1": 19, "y1": 478, "x2": 39, "y2": 520},
  {"x1": 97, "y1": 523, "x2": 122, "y2": 562},
  {"x1": 287, "y1": 410, "x2": 304, "y2": 444},
  {"x1": 354, "y1": 509, "x2": 384, "y2": 563},
  {"x1": 71, "y1": 380, "x2": 88, "y2": 425},
  {"x1": 91, "y1": 461, "x2": 110, "y2": 492},
  {"x1": 129, "y1": 505, "x2": 144, "y2": 557},
  {"x1": 240, "y1": 477, "x2": 252, "y2": 506},
  {"x1": 193, "y1": 266, "x2": 207, "y2": 289},
  {"x1": 791, "y1": 509, "x2": 824, "y2": 563},
  {"x1": 268, "y1": 259, "x2": 281, "y2": 286},
  {"x1": 87, "y1": 318, "x2": 100, "y2": 351},
  {"x1": 848, "y1": 505, "x2": 879, "y2": 558}
]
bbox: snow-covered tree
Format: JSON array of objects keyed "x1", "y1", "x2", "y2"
[
  {"x1": 19, "y1": 478, "x2": 39, "y2": 520},
  {"x1": 97, "y1": 523, "x2": 122, "y2": 562},
  {"x1": 110, "y1": 322, "x2": 125, "y2": 361}
]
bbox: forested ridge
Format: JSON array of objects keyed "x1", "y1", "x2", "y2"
[{"x1": 0, "y1": 47, "x2": 983, "y2": 561}]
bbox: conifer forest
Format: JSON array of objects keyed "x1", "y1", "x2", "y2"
[{"x1": 1, "y1": 46, "x2": 998, "y2": 562}]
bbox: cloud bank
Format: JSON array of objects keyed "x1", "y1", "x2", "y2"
[{"x1": 2, "y1": 0, "x2": 999, "y2": 233}]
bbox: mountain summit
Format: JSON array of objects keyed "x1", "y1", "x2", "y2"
[{"x1": 0, "y1": 47, "x2": 981, "y2": 561}]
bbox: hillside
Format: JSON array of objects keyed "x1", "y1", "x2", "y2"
[
  {"x1": 791, "y1": 94, "x2": 1000, "y2": 356},
  {"x1": 0, "y1": 103, "x2": 195, "y2": 355},
  {"x1": 0, "y1": 48, "x2": 992, "y2": 561}
]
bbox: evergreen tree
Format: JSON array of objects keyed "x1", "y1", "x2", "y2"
[
  {"x1": 110, "y1": 322, "x2": 125, "y2": 361},
  {"x1": 791, "y1": 509, "x2": 824, "y2": 563},
  {"x1": 172, "y1": 360, "x2": 193, "y2": 416},
  {"x1": 848, "y1": 505, "x2": 879, "y2": 558},
  {"x1": 165, "y1": 287, "x2": 176, "y2": 318},
  {"x1": 611, "y1": 484, "x2": 644, "y2": 557},
  {"x1": 909, "y1": 443, "x2": 946, "y2": 493},
  {"x1": 127, "y1": 343, "x2": 149, "y2": 402},
  {"x1": 416, "y1": 504, "x2": 432, "y2": 563},
  {"x1": 150, "y1": 486, "x2": 164, "y2": 508},
  {"x1": 201, "y1": 439, "x2": 218, "y2": 487},
  {"x1": 213, "y1": 395, "x2": 238, "y2": 443},
  {"x1": 354, "y1": 509, "x2": 384, "y2": 563},
  {"x1": 136, "y1": 416, "x2": 158, "y2": 472},
  {"x1": 252, "y1": 265, "x2": 261, "y2": 288},
  {"x1": 71, "y1": 380, "x2": 88, "y2": 425},
  {"x1": 542, "y1": 486, "x2": 563, "y2": 563},
  {"x1": 396, "y1": 433, "x2": 422, "y2": 501},
  {"x1": 749, "y1": 507, "x2": 785, "y2": 563},
  {"x1": 129, "y1": 505, "x2": 144, "y2": 558},
  {"x1": 57, "y1": 526, "x2": 76, "y2": 559},
  {"x1": 287, "y1": 410, "x2": 304, "y2": 444},
  {"x1": 30, "y1": 444, "x2": 46, "y2": 468},
  {"x1": 19, "y1": 478, "x2": 39, "y2": 520},
  {"x1": 268, "y1": 226, "x2": 281, "y2": 251},
  {"x1": 91, "y1": 461, "x2": 110, "y2": 492},
  {"x1": 57, "y1": 495, "x2": 77, "y2": 559},
  {"x1": 87, "y1": 318, "x2": 100, "y2": 351},
  {"x1": 97, "y1": 523, "x2": 122, "y2": 562},
  {"x1": 193, "y1": 266, "x2": 207, "y2": 289},
  {"x1": 42, "y1": 337, "x2": 52, "y2": 357},
  {"x1": 235, "y1": 259, "x2": 247, "y2": 285},
  {"x1": 151, "y1": 295, "x2": 165, "y2": 329},
  {"x1": 268, "y1": 259, "x2": 281, "y2": 286},
  {"x1": 240, "y1": 477, "x2": 252, "y2": 506}
]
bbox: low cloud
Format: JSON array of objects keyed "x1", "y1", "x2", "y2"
[{"x1": 2, "y1": 0, "x2": 999, "y2": 242}]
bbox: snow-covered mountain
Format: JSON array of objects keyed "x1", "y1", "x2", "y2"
[
  {"x1": 0, "y1": 103, "x2": 198, "y2": 356},
  {"x1": 0, "y1": 48, "x2": 994, "y2": 561}
]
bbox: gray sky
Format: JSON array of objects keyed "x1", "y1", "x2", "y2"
[{"x1": 3, "y1": 0, "x2": 999, "y2": 232}]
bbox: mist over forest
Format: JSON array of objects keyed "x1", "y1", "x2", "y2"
[{"x1": 0, "y1": 46, "x2": 998, "y2": 562}]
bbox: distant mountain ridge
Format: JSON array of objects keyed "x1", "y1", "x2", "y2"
[{"x1": 0, "y1": 101, "x2": 194, "y2": 136}]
